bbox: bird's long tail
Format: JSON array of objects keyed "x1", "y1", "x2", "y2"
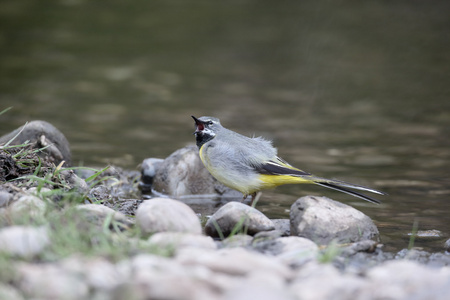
[
  {"x1": 309, "y1": 177, "x2": 385, "y2": 204},
  {"x1": 257, "y1": 158, "x2": 386, "y2": 204}
]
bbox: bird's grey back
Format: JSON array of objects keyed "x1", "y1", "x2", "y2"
[{"x1": 209, "y1": 126, "x2": 277, "y2": 170}]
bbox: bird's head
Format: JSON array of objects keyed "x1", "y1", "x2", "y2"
[{"x1": 192, "y1": 116, "x2": 221, "y2": 147}]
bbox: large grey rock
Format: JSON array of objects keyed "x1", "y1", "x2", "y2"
[
  {"x1": 152, "y1": 145, "x2": 233, "y2": 197},
  {"x1": 0, "y1": 120, "x2": 71, "y2": 165},
  {"x1": 136, "y1": 197, "x2": 202, "y2": 235},
  {"x1": 0, "y1": 226, "x2": 49, "y2": 257},
  {"x1": 290, "y1": 196, "x2": 379, "y2": 245},
  {"x1": 205, "y1": 202, "x2": 275, "y2": 238}
]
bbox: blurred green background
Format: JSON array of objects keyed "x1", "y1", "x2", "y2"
[{"x1": 1, "y1": 0, "x2": 449, "y2": 251}]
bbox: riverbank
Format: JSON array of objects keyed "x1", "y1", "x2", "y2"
[{"x1": 1, "y1": 121, "x2": 449, "y2": 300}]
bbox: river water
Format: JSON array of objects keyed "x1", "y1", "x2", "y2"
[{"x1": 1, "y1": 0, "x2": 449, "y2": 252}]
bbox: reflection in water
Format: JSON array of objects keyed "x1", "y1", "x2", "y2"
[{"x1": 1, "y1": 0, "x2": 449, "y2": 252}]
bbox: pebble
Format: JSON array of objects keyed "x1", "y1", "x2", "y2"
[
  {"x1": 17, "y1": 262, "x2": 89, "y2": 300},
  {"x1": 0, "y1": 225, "x2": 49, "y2": 257},
  {"x1": 136, "y1": 197, "x2": 202, "y2": 235},
  {"x1": 148, "y1": 232, "x2": 218, "y2": 253},
  {"x1": 76, "y1": 203, "x2": 134, "y2": 230},
  {"x1": 204, "y1": 201, "x2": 275, "y2": 238},
  {"x1": 8, "y1": 194, "x2": 47, "y2": 222},
  {"x1": 0, "y1": 191, "x2": 12, "y2": 208}
]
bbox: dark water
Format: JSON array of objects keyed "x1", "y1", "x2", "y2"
[{"x1": 1, "y1": 0, "x2": 449, "y2": 252}]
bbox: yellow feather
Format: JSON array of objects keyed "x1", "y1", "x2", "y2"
[{"x1": 258, "y1": 174, "x2": 313, "y2": 189}]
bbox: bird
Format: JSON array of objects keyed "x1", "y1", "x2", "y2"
[{"x1": 191, "y1": 116, "x2": 386, "y2": 205}]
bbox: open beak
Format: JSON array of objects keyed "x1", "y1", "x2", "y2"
[{"x1": 192, "y1": 116, "x2": 204, "y2": 134}]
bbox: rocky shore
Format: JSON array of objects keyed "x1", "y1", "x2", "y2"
[{"x1": 1, "y1": 121, "x2": 449, "y2": 300}]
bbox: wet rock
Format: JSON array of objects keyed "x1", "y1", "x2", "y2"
[
  {"x1": 205, "y1": 202, "x2": 275, "y2": 238},
  {"x1": 139, "y1": 158, "x2": 164, "y2": 193},
  {"x1": 0, "y1": 226, "x2": 49, "y2": 257},
  {"x1": 445, "y1": 238, "x2": 450, "y2": 252},
  {"x1": 136, "y1": 197, "x2": 202, "y2": 235},
  {"x1": 17, "y1": 262, "x2": 89, "y2": 300},
  {"x1": 290, "y1": 196, "x2": 379, "y2": 245},
  {"x1": 148, "y1": 232, "x2": 217, "y2": 253},
  {"x1": 0, "y1": 120, "x2": 71, "y2": 165},
  {"x1": 152, "y1": 145, "x2": 233, "y2": 197},
  {"x1": 75, "y1": 203, "x2": 134, "y2": 231}
]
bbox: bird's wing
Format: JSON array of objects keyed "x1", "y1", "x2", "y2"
[{"x1": 253, "y1": 156, "x2": 311, "y2": 176}]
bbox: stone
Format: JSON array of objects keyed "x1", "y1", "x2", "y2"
[
  {"x1": 205, "y1": 202, "x2": 275, "y2": 238},
  {"x1": 148, "y1": 232, "x2": 217, "y2": 252},
  {"x1": 8, "y1": 194, "x2": 47, "y2": 222},
  {"x1": 58, "y1": 170, "x2": 89, "y2": 194},
  {"x1": 0, "y1": 191, "x2": 12, "y2": 208},
  {"x1": 176, "y1": 247, "x2": 292, "y2": 279},
  {"x1": 152, "y1": 145, "x2": 232, "y2": 197},
  {"x1": 290, "y1": 196, "x2": 379, "y2": 245},
  {"x1": 76, "y1": 203, "x2": 134, "y2": 230},
  {"x1": 252, "y1": 236, "x2": 319, "y2": 266},
  {"x1": 223, "y1": 283, "x2": 295, "y2": 300},
  {"x1": 221, "y1": 234, "x2": 253, "y2": 248},
  {"x1": 272, "y1": 219, "x2": 290, "y2": 236},
  {"x1": 114, "y1": 254, "x2": 220, "y2": 300},
  {"x1": 136, "y1": 198, "x2": 202, "y2": 235},
  {"x1": 362, "y1": 260, "x2": 450, "y2": 299},
  {"x1": 139, "y1": 158, "x2": 164, "y2": 193},
  {"x1": 0, "y1": 120, "x2": 71, "y2": 165},
  {"x1": 59, "y1": 255, "x2": 124, "y2": 292},
  {"x1": 290, "y1": 262, "x2": 367, "y2": 300},
  {"x1": 0, "y1": 283, "x2": 24, "y2": 300},
  {"x1": 0, "y1": 226, "x2": 49, "y2": 257},
  {"x1": 17, "y1": 262, "x2": 89, "y2": 300}
]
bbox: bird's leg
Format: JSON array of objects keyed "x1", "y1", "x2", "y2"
[
  {"x1": 249, "y1": 192, "x2": 262, "y2": 207},
  {"x1": 241, "y1": 194, "x2": 248, "y2": 203}
]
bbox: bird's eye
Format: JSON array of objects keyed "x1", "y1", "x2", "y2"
[{"x1": 207, "y1": 121, "x2": 213, "y2": 126}]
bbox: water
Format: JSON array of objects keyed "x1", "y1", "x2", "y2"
[{"x1": 1, "y1": 0, "x2": 449, "y2": 252}]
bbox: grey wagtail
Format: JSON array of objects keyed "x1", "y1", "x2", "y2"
[{"x1": 192, "y1": 116, "x2": 385, "y2": 204}]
